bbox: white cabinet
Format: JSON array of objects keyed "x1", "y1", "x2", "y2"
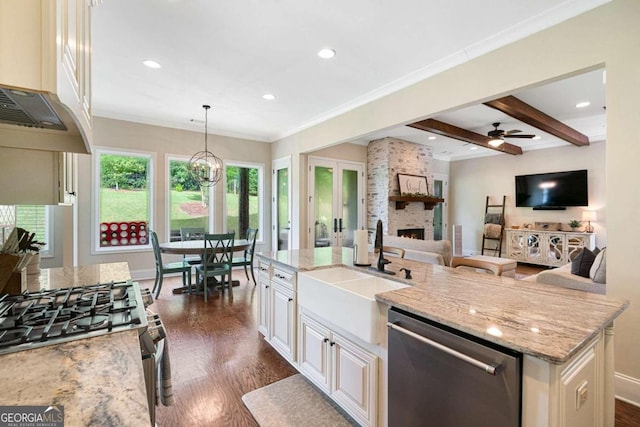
[
  {"x1": 0, "y1": 147, "x2": 75, "y2": 205},
  {"x1": 506, "y1": 229, "x2": 595, "y2": 267},
  {"x1": 270, "y1": 280, "x2": 296, "y2": 361},
  {"x1": 257, "y1": 260, "x2": 270, "y2": 337},
  {"x1": 0, "y1": 0, "x2": 92, "y2": 153},
  {"x1": 299, "y1": 312, "x2": 378, "y2": 427},
  {"x1": 58, "y1": 152, "x2": 77, "y2": 204},
  {"x1": 523, "y1": 330, "x2": 607, "y2": 427},
  {"x1": 256, "y1": 260, "x2": 297, "y2": 363}
]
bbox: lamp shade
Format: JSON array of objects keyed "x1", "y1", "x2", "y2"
[{"x1": 582, "y1": 211, "x2": 597, "y2": 222}]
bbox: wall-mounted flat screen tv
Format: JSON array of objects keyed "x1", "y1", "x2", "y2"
[{"x1": 515, "y1": 169, "x2": 588, "y2": 209}]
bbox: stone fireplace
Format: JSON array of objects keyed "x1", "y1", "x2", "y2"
[{"x1": 367, "y1": 137, "x2": 435, "y2": 238}]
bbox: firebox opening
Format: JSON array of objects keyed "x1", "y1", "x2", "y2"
[{"x1": 397, "y1": 228, "x2": 424, "y2": 240}]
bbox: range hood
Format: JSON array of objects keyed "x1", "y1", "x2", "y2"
[
  {"x1": 0, "y1": 87, "x2": 66, "y2": 131},
  {"x1": 0, "y1": 86, "x2": 91, "y2": 154}
]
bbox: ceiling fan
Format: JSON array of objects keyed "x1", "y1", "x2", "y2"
[{"x1": 487, "y1": 122, "x2": 536, "y2": 147}]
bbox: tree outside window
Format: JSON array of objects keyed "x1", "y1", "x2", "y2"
[
  {"x1": 225, "y1": 164, "x2": 262, "y2": 240},
  {"x1": 168, "y1": 159, "x2": 210, "y2": 240}
]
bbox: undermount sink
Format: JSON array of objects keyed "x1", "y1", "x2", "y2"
[{"x1": 298, "y1": 267, "x2": 409, "y2": 344}]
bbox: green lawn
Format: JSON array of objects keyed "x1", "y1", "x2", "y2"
[{"x1": 100, "y1": 188, "x2": 258, "y2": 234}]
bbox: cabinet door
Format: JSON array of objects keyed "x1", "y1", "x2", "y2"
[
  {"x1": 331, "y1": 331, "x2": 377, "y2": 426},
  {"x1": 525, "y1": 232, "x2": 545, "y2": 265},
  {"x1": 545, "y1": 233, "x2": 566, "y2": 267},
  {"x1": 58, "y1": 152, "x2": 77, "y2": 204},
  {"x1": 298, "y1": 313, "x2": 331, "y2": 392},
  {"x1": 257, "y1": 273, "x2": 270, "y2": 337},
  {"x1": 567, "y1": 235, "x2": 589, "y2": 260},
  {"x1": 506, "y1": 230, "x2": 526, "y2": 260},
  {"x1": 270, "y1": 282, "x2": 296, "y2": 362}
]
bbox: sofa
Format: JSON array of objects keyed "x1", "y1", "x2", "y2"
[
  {"x1": 378, "y1": 235, "x2": 452, "y2": 266},
  {"x1": 522, "y1": 247, "x2": 606, "y2": 294}
]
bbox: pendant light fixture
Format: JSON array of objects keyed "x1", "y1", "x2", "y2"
[{"x1": 188, "y1": 105, "x2": 223, "y2": 187}]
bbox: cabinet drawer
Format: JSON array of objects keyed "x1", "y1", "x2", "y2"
[
  {"x1": 272, "y1": 265, "x2": 296, "y2": 291},
  {"x1": 257, "y1": 260, "x2": 271, "y2": 277}
]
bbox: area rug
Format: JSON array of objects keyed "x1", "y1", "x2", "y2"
[{"x1": 242, "y1": 374, "x2": 358, "y2": 426}]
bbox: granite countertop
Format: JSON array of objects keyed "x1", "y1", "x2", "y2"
[
  {"x1": 0, "y1": 330, "x2": 150, "y2": 426},
  {"x1": 26, "y1": 261, "x2": 132, "y2": 292},
  {"x1": 2, "y1": 262, "x2": 151, "y2": 426},
  {"x1": 257, "y1": 248, "x2": 629, "y2": 364}
]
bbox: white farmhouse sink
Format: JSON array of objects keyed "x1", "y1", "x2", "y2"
[{"x1": 298, "y1": 267, "x2": 409, "y2": 344}]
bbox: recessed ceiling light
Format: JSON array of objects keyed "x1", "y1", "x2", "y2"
[
  {"x1": 427, "y1": 136, "x2": 436, "y2": 140},
  {"x1": 143, "y1": 60, "x2": 161, "y2": 69},
  {"x1": 470, "y1": 146, "x2": 478, "y2": 150},
  {"x1": 575, "y1": 101, "x2": 590, "y2": 108},
  {"x1": 317, "y1": 48, "x2": 336, "y2": 59},
  {"x1": 262, "y1": 94, "x2": 275, "y2": 101},
  {"x1": 533, "y1": 135, "x2": 541, "y2": 140}
]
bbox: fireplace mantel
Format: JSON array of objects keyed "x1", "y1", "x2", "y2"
[{"x1": 389, "y1": 195, "x2": 444, "y2": 210}]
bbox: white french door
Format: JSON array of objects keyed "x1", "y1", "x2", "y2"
[
  {"x1": 272, "y1": 156, "x2": 292, "y2": 251},
  {"x1": 308, "y1": 157, "x2": 365, "y2": 248}
]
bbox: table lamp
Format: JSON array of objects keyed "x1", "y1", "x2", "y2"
[{"x1": 582, "y1": 210, "x2": 597, "y2": 233}]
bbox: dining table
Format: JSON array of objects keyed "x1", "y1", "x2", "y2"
[{"x1": 159, "y1": 239, "x2": 251, "y2": 294}]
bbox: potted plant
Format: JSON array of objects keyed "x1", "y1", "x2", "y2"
[{"x1": 568, "y1": 219, "x2": 581, "y2": 231}]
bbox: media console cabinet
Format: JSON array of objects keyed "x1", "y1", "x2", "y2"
[{"x1": 505, "y1": 228, "x2": 596, "y2": 267}]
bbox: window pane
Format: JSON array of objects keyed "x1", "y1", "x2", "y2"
[
  {"x1": 225, "y1": 165, "x2": 260, "y2": 239},
  {"x1": 98, "y1": 152, "x2": 151, "y2": 247},
  {"x1": 169, "y1": 159, "x2": 208, "y2": 241},
  {"x1": 0, "y1": 205, "x2": 50, "y2": 255}
]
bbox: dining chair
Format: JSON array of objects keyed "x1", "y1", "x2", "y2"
[
  {"x1": 232, "y1": 227, "x2": 258, "y2": 285},
  {"x1": 195, "y1": 232, "x2": 235, "y2": 302},
  {"x1": 150, "y1": 230, "x2": 192, "y2": 299},
  {"x1": 179, "y1": 227, "x2": 205, "y2": 285}
]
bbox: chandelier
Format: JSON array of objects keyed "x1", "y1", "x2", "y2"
[{"x1": 188, "y1": 105, "x2": 223, "y2": 187}]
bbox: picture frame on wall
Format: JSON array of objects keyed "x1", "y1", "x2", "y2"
[{"x1": 397, "y1": 173, "x2": 429, "y2": 195}]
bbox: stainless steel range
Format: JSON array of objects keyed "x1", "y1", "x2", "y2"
[
  {"x1": 0, "y1": 280, "x2": 167, "y2": 423},
  {"x1": 0, "y1": 280, "x2": 148, "y2": 353}
]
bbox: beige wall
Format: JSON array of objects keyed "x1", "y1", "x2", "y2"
[
  {"x1": 76, "y1": 117, "x2": 272, "y2": 275},
  {"x1": 449, "y1": 141, "x2": 606, "y2": 253},
  {"x1": 273, "y1": 0, "x2": 640, "y2": 396}
]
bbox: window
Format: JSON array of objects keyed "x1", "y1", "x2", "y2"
[
  {"x1": 225, "y1": 162, "x2": 263, "y2": 241},
  {"x1": 0, "y1": 205, "x2": 53, "y2": 257},
  {"x1": 167, "y1": 157, "x2": 212, "y2": 241},
  {"x1": 95, "y1": 149, "x2": 153, "y2": 251}
]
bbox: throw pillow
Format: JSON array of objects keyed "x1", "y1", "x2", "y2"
[
  {"x1": 484, "y1": 223, "x2": 502, "y2": 239},
  {"x1": 571, "y1": 248, "x2": 596, "y2": 278},
  {"x1": 590, "y1": 248, "x2": 607, "y2": 283}
]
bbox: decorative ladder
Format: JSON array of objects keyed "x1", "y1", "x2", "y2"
[{"x1": 481, "y1": 195, "x2": 506, "y2": 257}]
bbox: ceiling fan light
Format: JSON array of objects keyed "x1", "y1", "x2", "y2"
[{"x1": 488, "y1": 138, "x2": 504, "y2": 147}]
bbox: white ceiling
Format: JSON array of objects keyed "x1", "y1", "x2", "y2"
[{"x1": 92, "y1": 0, "x2": 608, "y2": 158}]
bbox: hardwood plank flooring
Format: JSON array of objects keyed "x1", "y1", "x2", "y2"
[
  {"x1": 146, "y1": 275, "x2": 296, "y2": 426},
  {"x1": 143, "y1": 267, "x2": 639, "y2": 426}
]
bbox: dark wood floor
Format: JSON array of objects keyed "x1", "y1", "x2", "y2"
[
  {"x1": 144, "y1": 266, "x2": 640, "y2": 426},
  {"x1": 148, "y1": 275, "x2": 296, "y2": 426}
]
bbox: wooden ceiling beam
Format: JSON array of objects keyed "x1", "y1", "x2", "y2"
[
  {"x1": 484, "y1": 95, "x2": 589, "y2": 146},
  {"x1": 408, "y1": 118, "x2": 523, "y2": 155}
]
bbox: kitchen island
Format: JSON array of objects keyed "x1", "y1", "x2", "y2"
[
  {"x1": 0, "y1": 262, "x2": 151, "y2": 427},
  {"x1": 256, "y1": 247, "x2": 628, "y2": 427}
]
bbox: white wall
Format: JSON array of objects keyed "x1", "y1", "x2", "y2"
[{"x1": 450, "y1": 141, "x2": 606, "y2": 253}]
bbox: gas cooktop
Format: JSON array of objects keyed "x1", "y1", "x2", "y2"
[{"x1": 0, "y1": 280, "x2": 148, "y2": 354}]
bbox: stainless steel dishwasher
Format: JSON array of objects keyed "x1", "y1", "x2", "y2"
[{"x1": 387, "y1": 308, "x2": 522, "y2": 426}]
